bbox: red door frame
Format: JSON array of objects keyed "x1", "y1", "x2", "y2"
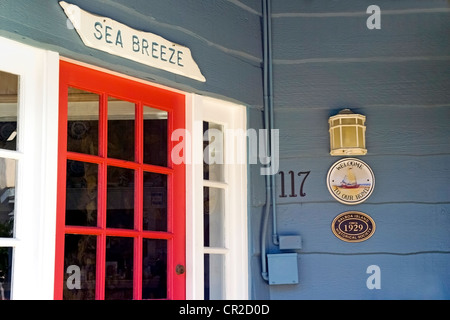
[{"x1": 54, "y1": 60, "x2": 186, "y2": 299}]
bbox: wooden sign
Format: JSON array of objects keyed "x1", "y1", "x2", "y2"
[{"x1": 60, "y1": 1, "x2": 206, "y2": 82}]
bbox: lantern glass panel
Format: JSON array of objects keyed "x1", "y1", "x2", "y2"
[
  {"x1": 332, "y1": 128, "x2": 341, "y2": 148},
  {"x1": 341, "y1": 118, "x2": 355, "y2": 125},
  {"x1": 358, "y1": 127, "x2": 365, "y2": 148},
  {"x1": 342, "y1": 126, "x2": 357, "y2": 147}
]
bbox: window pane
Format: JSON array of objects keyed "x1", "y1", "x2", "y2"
[
  {"x1": 143, "y1": 172, "x2": 167, "y2": 231},
  {"x1": 63, "y1": 234, "x2": 96, "y2": 300},
  {"x1": 204, "y1": 254, "x2": 225, "y2": 300},
  {"x1": 65, "y1": 160, "x2": 98, "y2": 227},
  {"x1": 105, "y1": 236, "x2": 133, "y2": 300},
  {"x1": 143, "y1": 106, "x2": 167, "y2": 166},
  {"x1": 203, "y1": 121, "x2": 224, "y2": 182},
  {"x1": 107, "y1": 166, "x2": 134, "y2": 229},
  {"x1": 204, "y1": 187, "x2": 225, "y2": 247},
  {"x1": 108, "y1": 97, "x2": 135, "y2": 161},
  {"x1": 0, "y1": 247, "x2": 12, "y2": 300},
  {"x1": 0, "y1": 158, "x2": 16, "y2": 238},
  {"x1": 67, "y1": 87, "x2": 99, "y2": 155},
  {"x1": 142, "y1": 239, "x2": 167, "y2": 299},
  {"x1": 0, "y1": 71, "x2": 18, "y2": 151}
]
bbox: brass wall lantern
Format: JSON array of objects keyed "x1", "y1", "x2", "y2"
[{"x1": 328, "y1": 108, "x2": 367, "y2": 156}]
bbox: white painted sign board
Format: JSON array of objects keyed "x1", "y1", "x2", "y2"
[{"x1": 60, "y1": 1, "x2": 206, "y2": 82}]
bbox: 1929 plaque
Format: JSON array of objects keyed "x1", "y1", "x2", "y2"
[{"x1": 332, "y1": 211, "x2": 376, "y2": 243}]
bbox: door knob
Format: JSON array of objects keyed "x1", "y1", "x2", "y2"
[{"x1": 176, "y1": 264, "x2": 185, "y2": 275}]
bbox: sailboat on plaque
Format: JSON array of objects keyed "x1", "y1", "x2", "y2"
[{"x1": 340, "y1": 167, "x2": 360, "y2": 189}]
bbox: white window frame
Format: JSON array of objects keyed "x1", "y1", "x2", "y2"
[
  {"x1": 0, "y1": 36, "x2": 59, "y2": 299},
  {"x1": 186, "y1": 94, "x2": 248, "y2": 300}
]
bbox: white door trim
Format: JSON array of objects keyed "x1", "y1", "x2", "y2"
[
  {"x1": 0, "y1": 36, "x2": 59, "y2": 299},
  {"x1": 185, "y1": 94, "x2": 248, "y2": 300}
]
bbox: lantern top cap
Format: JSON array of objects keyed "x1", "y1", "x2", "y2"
[
  {"x1": 329, "y1": 108, "x2": 365, "y2": 120},
  {"x1": 338, "y1": 108, "x2": 354, "y2": 114}
]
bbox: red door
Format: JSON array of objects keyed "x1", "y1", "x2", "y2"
[{"x1": 54, "y1": 61, "x2": 185, "y2": 300}]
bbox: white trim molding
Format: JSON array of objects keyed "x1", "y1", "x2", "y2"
[
  {"x1": 0, "y1": 36, "x2": 59, "y2": 299},
  {"x1": 186, "y1": 94, "x2": 248, "y2": 300}
]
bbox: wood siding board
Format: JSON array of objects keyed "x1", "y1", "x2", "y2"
[
  {"x1": 271, "y1": 14, "x2": 450, "y2": 61},
  {"x1": 268, "y1": 253, "x2": 450, "y2": 299},
  {"x1": 276, "y1": 105, "x2": 450, "y2": 158},
  {"x1": 65, "y1": 0, "x2": 262, "y2": 60},
  {"x1": 275, "y1": 202, "x2": 450, "y2": 253},
  {"x1": 229, "y1": 0, "x2": 262, "y2": 16},
  {"x1": 272, "y1": 61, "x2": 450, "y2": 107},
  {"x1": 271, "y1": 0, "x2": 450, "y2": 15},
  {"x1": 277, "y1": 155, "x2": 450, "y2": 204}
]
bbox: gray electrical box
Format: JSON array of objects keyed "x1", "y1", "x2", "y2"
[
  {"x1": 279, "y1": 235, "x2": 302, "y2": 250},
  {"x1": 267, "y1": 253, "x2": 299, "y2": 285}
]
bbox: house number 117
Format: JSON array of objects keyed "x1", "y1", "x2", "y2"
[{"x1": 279, "y1": 171, "x2": 310, "y2": 197}]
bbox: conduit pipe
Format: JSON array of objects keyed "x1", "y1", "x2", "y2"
[{"x1": 260, "y1": 0, "x2": 278, "y2": 282}]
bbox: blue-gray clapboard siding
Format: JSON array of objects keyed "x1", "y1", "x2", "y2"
[
  {"x1": 268, "y1": 253, "x2": 450, "y2": 299},
  {"x1": 1, "y1": 0, "x2": 449, "y2": 299},
  {"x1": 259, "y1": 0, "x2": 450, "y2": 299}
]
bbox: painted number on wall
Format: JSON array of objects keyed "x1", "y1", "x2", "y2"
[{"x1": 279, "y1": 171, "x2": 310, "y2": 198}]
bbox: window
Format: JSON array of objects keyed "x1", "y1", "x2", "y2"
[
  {"x1": 0, "y1": 70, "x2": 18, "y2": 300},
  {"x1": 186, "y1": 94, "x2": 248, "y2": 300},
  {"x1": 0, "y1": 36, "x2": 59, "y2": 299},
  {"x1": 55, "y1": 61, "x2": 185, "y2": 300}
]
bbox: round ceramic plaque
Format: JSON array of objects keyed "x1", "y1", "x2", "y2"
[
  {"x1": 327, "y1": 158, "x2": 375, "y2": 205},
  {"x1": 332, "y1": 211, "x2": 376, "y2": 242}
]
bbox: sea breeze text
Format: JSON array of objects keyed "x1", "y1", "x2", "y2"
[{"x1": 93, "y1": 21, "x2": 184, "y2": 67}]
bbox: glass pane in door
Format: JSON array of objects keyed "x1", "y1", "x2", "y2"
[
  {"x1": 0, "y1": 158, "x2": 16, "y2": 238},
  {"x1": 0, "y1": 247, "x2": 12, "y2": 300},
  {"x1": 143, "y1": 106, "x2": 167, "y2": 166},
  {"x1": 107, "y1": 166, "x2": 134, "y2": 229},
  {"x1": 203, "y1": 187, "x2": 225, "y2": 247},
  {"x1": 63, "y1": 234, "x2": 96, "y2": 300},
  {"x1": 105, "y1": 236, "x2": 134, "y2": 300},
  {"x1": 203, "y1": 121, "x2": 224, "y2": 182},
  {"x1": 204, "y1": 254, "x2": 225, "y2": 300},
  {"x1": 142, "y1": 239, "x2": 167, "y2": 299},
  {"x1": 65, "y1": 160, "x2": 98, "y2": 227},
  {"x1": 67, "y1": 87, "x2": 99, "y2": 155},
  {"x1": 0, "y1": 71, "x2": 18, "y2": 151},
  {"x1": 143, "y1": 172, "x2": 167, "y2": 231},
  {"x1": 108, "y1": 97, "x2": 135, "y2": 161}
]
